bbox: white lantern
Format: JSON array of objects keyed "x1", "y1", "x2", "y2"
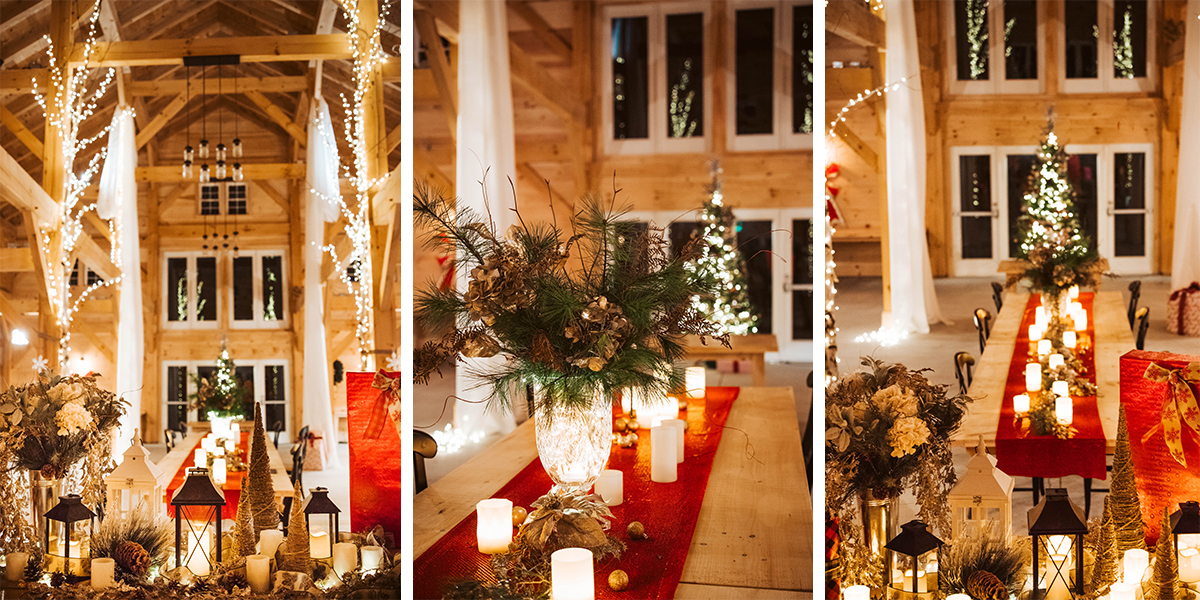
[
  {"x1": 104, "y1": 430, "x2": 165, "y2": 518},
  {"x1": 947, "y1": 437, "x2": 1013, "y2": 540}
]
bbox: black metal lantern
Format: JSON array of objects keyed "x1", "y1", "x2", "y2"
[
  {"x1": 170, "y1": 467, "x2": 226, "y2": 577},
  {"x1": 302, "y1": 487, "x2": 340, "y2": 560},
  {"x1": 1171, "y1": 501, "x2": 1200, "y2": 583},
  {"x1": 884, "y1": 519, "x2": 943, "y2": 597},
  {"x1": 1028, "y1": 488, "x2": 1087, "y2": 599},
  {"x1": 44, "y1": 494, "x2": 95, "y2": 576}
]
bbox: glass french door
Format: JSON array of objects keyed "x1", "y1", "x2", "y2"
[
  {"x1": 162, "y1": 360, "x2": 290, "y2": 441},
  {"x1": 1065, "y1": 144, "x2": 1154, "y2": 274}
]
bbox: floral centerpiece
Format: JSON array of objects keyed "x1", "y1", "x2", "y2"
[{"x1": 414, "y1": 183, "x2": 727, "y2": 492}]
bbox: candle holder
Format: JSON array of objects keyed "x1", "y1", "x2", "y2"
[
  {"x1": 170, "y1": 467, "x2": 226, "y2": 577},
  {"x1": 105, "y1": 430, "x2": 165, "y2": 519},
  {"x1": 44, "y1": 494, "x2": 95, "y2": 576},
  {"x1": 1028, "y1": 488, "x2": 1087, "y2": 600},
  {"x1": 948, "y1": 437, "x2": 1013, "y2": 540},
  {"x1": 885, "y1": 520, "x2": 942, "y2": 598},
  {"x1": 303, "y1": 487, "x2": 341, "y2": 560},
  {"x1": 1171, "y1": 501, "x2": 1200, "y2": 583}
]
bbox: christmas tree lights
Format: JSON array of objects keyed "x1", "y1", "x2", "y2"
[
  {"x1": 686, "y1": 166, "x2": 758, "y2": 336},
  {"x1": 1016, "y1": 130, "x2": 1090, "y2": 262}
]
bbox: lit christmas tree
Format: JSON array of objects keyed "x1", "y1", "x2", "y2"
[
  {"x1": 190, "y1": 340, "x2": 247, "y2": 419},
  {"x1": 687, "y1": 169, "x2": 759, "y2": 336}
]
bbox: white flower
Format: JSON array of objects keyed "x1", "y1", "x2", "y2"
[
  {"x1": 55, "y1": 402, "x2": 94, "y2": 436},
  {"x1": 886, "y1": 416, "x2": 931, "y2": 458},
  {"x1": 48, "y1": 381, "x2": 87, "y2": 405},
  {"x1": 871, "y1": 384, "x2": 919, "y2": 418}
]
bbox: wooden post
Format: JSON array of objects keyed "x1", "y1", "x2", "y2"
[{"x1": 868, "y1": 46, "x2": 892, "y2": 316}]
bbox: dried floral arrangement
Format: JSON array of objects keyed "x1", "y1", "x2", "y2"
[
  {"x1": 938, "y1": 528, "x2": 1030, "y2": 599},
  {"x1": 89, "y1": 506, "x2": 174, "y2": 583},
  {"x1": 414, "y1": 182, "x2": 728, "y2": 416}
]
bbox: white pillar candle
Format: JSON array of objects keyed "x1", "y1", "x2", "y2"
[
  {"x1": 231, "y1": 422, "x2": 240, "y2": 438},
  {"x1": 1029, "y1": 324, "x2": 1043, "y2": 341},
  {"x1": 194, "y1": 448, "x2": 207, "y2": 467},
  {"x1": 650, "y1": 425, "x2": 677, "y2": 483},
  {"x1": 1111, "y1": 582, "x2": 1138, "y2": 600},
  {"x1": 1035, "y1": 306, "x2": 1047, "y2": 326},
  {"x1": 201, "y1": 436, "x2": 215, "y2": 453},
  {"x1": 1180, "y1": 547, "x2": 1200, "y2": 583},
  {"x1": 90, "y1": 557, "x2": 115, "y2": 589},
  {"x1": 360, "y1": 546, "x2": 383, "y2": 574},
  {"x1": 213, "y1": 446, "x2": 225, "y2": 457},
  {"x1": 1063, "y1": 330, "x2": 1077, "y2": 349},
  {"x1": 686, "y1": 366, "x2": 706, "y2": 400},
  {"x1": 1052, "y1": 380, "x2": 1070, "y2": 398},
  {"x1": 1069, "y1": 285, "x2": 1079, "y2": 299},
  {"x1": 309, "y1": 532, "x2": 330, "y2": 559},
  {"x1": 551, "y1": 547, "x2": 594, "y2": 600},
  {"x1": 245, "y1": 555, "x2": 271, "y2": 593},
  {"x1": 259, "y1": 529, "x2": 284, "y2": 558},
  {"x1": 476, "y1": 498, "x2": 513, "y2": 554},
  {"x1": 843, "y1": 585, "x2": 870, "y2": 600},
  {"x1": 332, "y1": 542, "x2": 357, "y2": 576},
  {"x1": 1038, "y1": 339, "x2": 1052, "y2": 356},
  {"x1": 1074, "y1": 309, "x2": 1088, "y2": 331},
  {"x1": 662, "y1": 418, "x2": 686, "y2": 463},
  {"x1": 224, "y1": 438, "x2": 236, "y2": 454},
  {"x1": 1045, "y1": 553, "x2": 1073, "y2": 600},
  {"x1": 1048, "y1": 353, "x2": 1064, "y2": 370},
  {"x1": 5, "y1": 552, "x2": 29, "y2": 582},
  {"x1": 1070, "y1": 301, "x2": 1083, "y2": 316},
  {"x1": 1056, "y1": 396, "x2": 1073, "y2": 425},
  {"x1": 187, "y1": 529, "x2": 211, "y2": 576},
  {"x1": 1123, "y1": 548, "x2": 1149, "y2": 583},
  {"x1": 594, "y1": 470, "x2": 623, "y2": 506},
  {"x1": 212, "y1": 457, "x2": 227, "y2": 485},
  {"x1": 1014, "y1": 394, "x2": 1030, "y2": 414},
  {"x1": 946, "y1": 595, "x2": 971, "y2": 600},
  {"x1": 1026, "y1": 363, "x2": 1042, "y2": 392}
]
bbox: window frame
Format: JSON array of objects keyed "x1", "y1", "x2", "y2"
[
  {"x1": 943, "y1": 0, "x2": 1046, "y2": 95},
  {"x1": 1057, "y1": 0, "x2": 1157, "y2": 94},
  {"x1": 599, "y1": 2, "x2": 713, "y2": 156},
  {"x1": 161, "y1": 359, "x2": 291, "y2": 442},
  {"x1": 161, "y1": 251, "x2": 220, "y2": 330},
  {"x1": 1063, "y1": 142, "x2": 1155, "y2": 273},
  {"x1": 227, "y1": 248, "x2": 290, "y2": 330},
  {"x1": 725, "y1": 0, "x2": 813, "y2": 152}
]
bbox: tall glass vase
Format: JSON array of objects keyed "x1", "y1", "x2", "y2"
[
  {"x1": 532, "y1": 386, "x2": 612, "y2": 494},
  {"x1": 859, "y1": 489, "x2": 899, "y2": 559},
  {"x1": 1044, "y1": 288, "x2": 1071, "y2": 324},
  {"x1": 29, "y1": 469, "x2": 63, "y2": 548}
]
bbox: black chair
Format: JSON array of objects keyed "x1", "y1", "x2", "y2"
[
  {"x1": 163, "y1": 428, "x2": 178, "y2": 452},
  {"x1": 954, "y1": 352, "x2": 976, "y2": 395},
  {"x1": 288, "y1": 425, "x2": 310, "y2": 487},
  {"x1": 1127, "y1": 281, "x2": 1143, "y2": 328},
  {"x1": 414, "y1": 430, "x2": 438, "y2": 494},
  {"x1": 803, "y1": 371, "x2": 814, "y2": 494},
  {"x1": 973, "y1": 308, "x2": 993, "y2": 354},
  {"x1": 991, "y1": 282, "x2": 1005, "y2": 313},
  {"x1": 1136, "y1": 306, "x2": 1150, "y2": 350},
  {"x1": 270, "y1": 420, "x2": 284, "y2": 449}
]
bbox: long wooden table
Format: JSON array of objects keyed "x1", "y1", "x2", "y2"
[
  {"x1": 953, "y1": 290, "x2": 1136, "y2": 453},
  {"x1": 685, "y1": 334, "x2": 779, "y2": 387},
  {"x1": 157, "y1": 430, "x2": 295, "y2": 508},
  {"x1": 414, "y1": 387, "x2": 812, "y2": 599}
]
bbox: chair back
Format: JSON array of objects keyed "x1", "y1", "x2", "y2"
[
  {"x1": 954, "y1": 351, "x2": 976, "y2": 395},
  {"x1": 973, "y1": 308, "x2": 993, "y2": 354},
  {"x1": 414, "y1": 430, "x2": 438, "y2": 494},
  {"x1": 991, "y1": 282, "x2": 1005, "y2": 312},
  {"x1": 803, "y1": 371, "x2": 814, "y2": 493},
  {"x1": 1136, "y1": 306, "x2": 1150, "y2": 350},
  {"x1": 1128, "y1": 281, "x2": 1142, "y2": 327},
  {"x1": 164, "y1": 428, "x2": 177, "y2": 452},
  {"x1": 270, "y1": 420, "x2": 284, "y2": 449}
]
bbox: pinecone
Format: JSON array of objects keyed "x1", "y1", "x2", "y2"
[
  {"x1": 966, "y1": 570, "x2": 1008, "y2": 600},
  {"x1": 114, "y1": 540, "x2": 151, "y2": 576}
]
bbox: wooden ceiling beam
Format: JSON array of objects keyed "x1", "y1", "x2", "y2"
[
  {"x1": 0, "y1": 0, "x2": 46, "y2": 30},
  {"x1": 0, "y1": 247, "x2": 35, "y2": 272},
  {"x1": 415, "y1": 10, "x2": 456, "y2": 145},
  {"x1": 0, "y1": 105, "x2": 45, "y2": 162},
  {"x1": 135, "y1": 92, "x2": 191, "y2": 149},
  {"x1": 507, "y1": 1, "x2": 571, "y2": 61},
  {"x1": 243, "y1": 90, "x2": 308, "y2": 146},
  {"x1": 136, "y1": 163, "x2": 305, "y2": 182},
  {"x1": 66, "y1": 34, "x2": 354, "y2": 67},
  {"x1": 826, "y1": 0, "x2": 885, "y2": 48},
  {"x1": 0, "y1": 143, "x2": 56, "y2": 227},
  {"x1": 509, "y1": 44, "x2": 585, "y2": 124},
  {"x1": 127, "y1": 75, "x2": 310, "y2": 97}
]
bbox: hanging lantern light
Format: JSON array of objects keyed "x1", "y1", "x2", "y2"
[
  {"x1": 232, "y1": 137, "x2": 243, "y2": 158},
  {"x1": 303, "y1": 487, "x2": 341, "y2": 560},
  {"x1": 885, "y1": 519, "x2": 943, "y2": 598},
  {"x1": 182, "y1": 160, "x2": 193, "y2": 179},
  {"x1": 200, "y1": 164, "x2": 210, "y2": 183},
  {"x1": 215, "y1": 160, "x2": 226, "y2": 180},
  {"x1": 215, "y1": 142, "x2": 226, "y2": 162},
  {"x1": 1171, "y1": 501, "x2": 1200, "y2": 583},
  {"x1": 199, "y1": 139, "x2": 209, "y2": 159},
  {"x1": 232, "y1": 163, "x2": 244, "y2": 182},
  {"x1": 44, "y1": 494, "x2": 95, "y2": 576},
  {"x1": 170, "y1": 467, "x2": 226, "y2": 577},
  {"x1": 105, "y1": 430, "x2": 165, "y2": 519},
  {"x1": 1028, "y1": 488, "x2": 1087, "y2": 600},
  {"x1": 947, "y1": 436, "x2": 1013, "y2": 539},
  {"x1": 184, "y1": 145, "x2": 194, "y2": 162}
]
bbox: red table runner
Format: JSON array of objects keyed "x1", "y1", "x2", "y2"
[
  {"x1": 413, "y1": 387, "x2": 740, "y2": 600},
  {"x1": 995, "y1": 293, "x2": 1107, "y2": 480},
  {"x1": 165, "y1": 431, "x2": 251, "y2": 519}
]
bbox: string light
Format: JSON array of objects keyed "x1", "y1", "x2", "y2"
[{"x1": 824, "y1": 187, "x2": 839, "y2": 385}]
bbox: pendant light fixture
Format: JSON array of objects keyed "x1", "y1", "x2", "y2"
[{"x1": 183, "y1": 66, "x2": 193, "y2": 179}]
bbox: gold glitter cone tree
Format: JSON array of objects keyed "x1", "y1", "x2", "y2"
[
  {"x1": 1091, "y1": 495, "x2": 1118, "y2": 598},
  {"x1": 1151, "y1": 507, "x2": 1178, "y2": 600},
  {"x1": 279, "y1": 482, "x2": 312, "y2": 573},
  {"x1": 1112, "y1": 406, "x2": 1146, "y2": 553},
  {"x1": 232, "y1": 475, "x2": 256, "y2": 558},
  {"x1": 247, "y1": 402, "x2": 280, "y2": 534}
]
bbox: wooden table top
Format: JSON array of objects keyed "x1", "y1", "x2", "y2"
[
  {"x1": 414, "y1": 387, "x2": 812, "y2": 599},
  {"x1": 684, "y1": 333, "x2": 779, "y2": 355},
  {"x1": 158, "y1": 430, "x2": 294, "y2": 501},
  {"x1": 953, "y1": 290, "x2": 1136, "y2": 453}
]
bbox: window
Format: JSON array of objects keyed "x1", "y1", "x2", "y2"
[
  {"x1": 200, "y1": 184, "x2": 221, "y2": 215},
  {"x1": 163, "y1": 252, "x2": 218, "y2": 328},
  {"x1": 198, "y1": 182, "x2": 250, "y2": 215},
  {"x1": 229, "y1": 250, "x2": 288, "y2": 329},
  {"x1": 603, "y1": 4, "x2": 710, "y2": 155},
  {"x1": 1060, "y1": 0, "x2": 1155, "y2": 93},
  {"x1": 68, "y1": 260, "x2": 103, "y2": 287},
  {"x1": 162, "y1": 360, "x2": 289, "y2": 440},
  {"x1": 726, "y1": 1, "x2": 812, "y2": 150},
  {"x1": 946, "y1": 0, "x2": 1043, "y2": 94},
  {"x1": 227, "y1": 184, "x2": 247, "y2": 215}
]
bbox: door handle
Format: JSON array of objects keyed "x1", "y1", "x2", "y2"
[{"x1": 991, "y1": 202, "x2": 1000, "y2": 219}]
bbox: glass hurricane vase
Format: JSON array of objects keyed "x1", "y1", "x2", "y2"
[
  {"x1": 1044, "y1": 288, "x2": 1071, "y2": 325},
  {"x1": 532, "y1": 386, "x2": 613, "y2": 494}
]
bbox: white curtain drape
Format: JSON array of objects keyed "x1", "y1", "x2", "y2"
[
  {"x1": 96, "y1": 107, "x2": 141, "y2": 455},
  {"x1": 303, "y1": 96, "x2": 341, "y2": 468},
  {"x1": 1171, "y1": 0, "x2": 1200, "y2": 290},
  {"x1": 884, "y1": 0, "x2": 943, "y2": 334},
  {"x1": 454, "y1": 0, "x2": 518, "y2": 437}
]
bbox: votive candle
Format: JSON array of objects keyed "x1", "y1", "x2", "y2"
[
  {"x1": 212, "y1": 457, "x2": 227, "y2": 485},
  {"x1": 224, "y1": 438, "x2": 236, "y2": 453},
  {"x1": 1038, "y1": 339, "x2": 1052, "y2": 356},
  {"x1": 332, "y1": 542, "x2": 358, "y2": 576},
  {"x1": 90, "y1": 557, "x2": 115, "y2": 589},
  {"x1": 662, "y1": 418, "x2": 686, "y2": 463},
  {"x1": 650, "y1": 425, "x2": 677, "y2": 483},
  {"x1": 1014, "y1": 394, "x2": 1030, "y2": 414},
  {"x1": 360, "y1": 546, "x2": 383, "y2": 573},
  {"x1": 1123, "y1": 548, "x2": 1149, "y2": 583},
  {"x1": 1026, "y1": 363, "x2": 1042, "y2": 392},
  {"x1": 187, "y1": 529, "x2": 211, "y2": 576},
  {"x1": 5, "y1": 552, "x2": 28, "y2": 582},
  {"x1": 194, "y1": 448, "x2": 207, "y2": 467},
  {"x1": 309, "y1": 532, "x2": 330, "y2": 559},
  {"x1": 1029, "y1": 324, "x2": 1043, "y2": 341},
  {"x1": 1056, "y1": 396, "x2": 1073, "y2": 425},
  {"x1": 946, "y1": 595, "x2": 971, "y2": 600},
  {"x1": 594, "y1": 470, "x2": 623, "y2": 506},
  {"x1": 245, "y1": 555, "x2": 270, "y2": 593},
  {"x1": 1069, "y1": 285, "x2": 1079, "y2": 299},
  {"x1": 1052, "y1": 380, "x2": 1070, "y2": 398},
  {"x1": 1111, "y1": 582, "x2": 1138, "y2": 600},
  {"x1": 231, "y1": 422, "x2": 240, "y2": 437},
  {"x1": 1063, "y1": 330, "x2": 1077, "y2": 349},
  {"x1": 1035, "y1": 306, "x2": 1047, "y2": 326},
  {"x1": 551, "y1": 547, "x2": 594, "y2": 600},
  {"x1": 686, "y1": 366, "x2": 706, "y2": 400},
  {"x1": 1180, "y1": 546, "x2": 1200, "y2": 583},
  {"x1": 1048, "y1": 353, "x2": 1064, "y2": 370},
  {"x1": 476, "y1": 498, "x2": 513, "y2": 554},
  {"x1": 1074, "y1": 309, "x2": 1088, "y2": 331},
  {"x1": 843, "y1": 586, "x2": 870, "y2": 600},
  {"x1": 259, "y1": 529, "x2": 284, "y2": 558}
]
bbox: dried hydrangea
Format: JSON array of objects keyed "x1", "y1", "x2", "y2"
[
  {"x1": 55, "y1": 402, "x2": 94, "y2": 436},
  {"x1": 886, "y1": 416, "x2": 931, "y2": 457}
]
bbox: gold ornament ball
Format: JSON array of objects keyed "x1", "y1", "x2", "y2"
[
  {"x1": 628, "y1": 432, "x2": 639, "y2": 444},
  {"x1": 512, "y1": 506, "x2": 528, "y2": 526},
  {"x1": 617, "y1": 433, "x2": 633, "y2": 448},
  {"x1": 627, "y1": 419, "x2": 641, "y2": 431},
  {"x1": 615, "y1": 417, "x2": 630, "y2": 432},
  {"x1": 627, "y1": 521, "x2": 647, "y2": 539},
  {"x1": 608, "y1": 569, "x2": 630, "y2": 591}
]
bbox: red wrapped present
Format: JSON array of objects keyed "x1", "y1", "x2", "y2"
[
  {"x1": 1120, "y1": 350, "x2": 1200, "y2": 546},
  {"x1": 347, "y1": 371, "x2": 402, "y2": 544},
  {"x1": 1168, "y1": 283, "x2": 1200, "y2": 336},
  {"x1": 302, "y1": 430, "x2": 328, "y2": 471}
]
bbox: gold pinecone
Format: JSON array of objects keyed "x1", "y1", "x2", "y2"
[
  {"x1": 966, "y1": 570, "x2": 1007, "y2": 600},
  {"x1": 114, "y1": 540, "x2": 150, "y2": 576}
]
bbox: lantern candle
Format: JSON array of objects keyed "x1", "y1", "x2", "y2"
[
  {"x1": 650, "y1": 425, "x2": 677, "y2": 483},
  {"x1": 1111, "y1": 582, "x2": 1138, "y2": 600},
  {"x1": 1055, "y1": 396, "x2": 1073, "y2": 425},
  {"x1": 332, "y1": 542, "x2": 358, "y2": 576},
  {"x1": 259, "y1": 529, "x2": 284, "y2": 558},
  {"x1": 246, "y1": 555, "x2": 270, "y2": 593},
  {"x1": 1052, "y1": 381, "x2": 1070, "y2": 398},
  {"x1": 662, "y1": 418, "x2": 686, "y2": 463},
  {"x1": 212, "y1": 457, "x2": 227, "y2": 485},
  {"x1": 476, "y1": 498, "x2": 513, "y2": 554},
  {"x1": 360, "y1": 546, "x2": 383, "y2": 574},
  {"x1": 309, "y1": 532, "x2": 329, "y2": 559},
  {"x1": 91, "y1": 557, "x2": 115, "y2": 589},
  {"x1": 187, "y1": 528, "x2": 211, "y2": 576},
  {"x1": 1180, "y1": 547, "x2": 1200, "y2": 583},
  {"x1": 1038, "y1": 339, "x2": 1052, "y2": 356},
  {"x1": 843, "y1": 586, "x2": 870, "y2": 600},
  {"x1": 4, "y1": 552, "x2": 28, "y2": 582},
  {"x1": 1063, "y1": 331, "x2": 1077, "y2": 349},
  {"x1": 686, "y1": 366, "x2": 706, "y2": 400},
  {"x1": 551, "y1": 547, "x2": 594, "y2": 600},
  {"x1": 594, "y1": 470, "x2": 623, "y2": 506},
  {"x1": 1014, "y1": 394, "x2": 1030, "y2": 414},
  {"x1": 1123, "y1": 548, "x2": 1149, "y2": 583},
  {"x1": 1026, "y1": 363, "x2": 1042, "y2": 392},
  {"x1": 1048, "y1": 353, "x2": 1064, "y2": 370},
  {"x1": 1044, "y1": 552, "x2": 1073, "y2": 600}
]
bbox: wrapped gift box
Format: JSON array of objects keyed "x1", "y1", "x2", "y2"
[
  {"x1": 1120, "y1": 350, "x2": 1200, "y2": 546},
  {"x1": 302, "y1": 430, "x2": 328, "y2": 471},
  {"x1": 1168, "y1": 283, "x2": 1200, "y2": 336},
  {"x1": 347, "y1": 371, "x2": 402, "y2": 545}
]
